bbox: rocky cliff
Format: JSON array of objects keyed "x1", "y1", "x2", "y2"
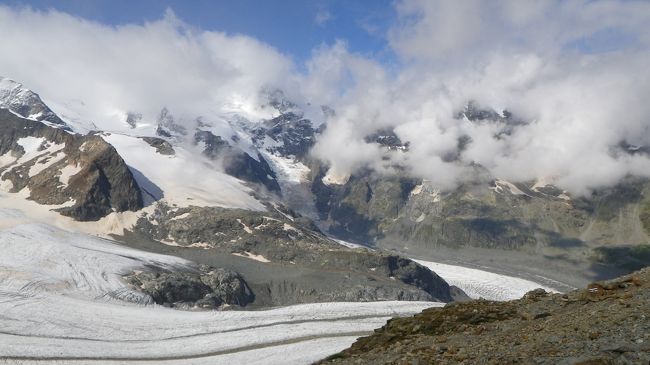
[
  {"x1": 311, "y1": 164, "x2": 650, "y2": 275},
  {"x1": 0, "y1": 109, "x2": 143, "y2": 220}
]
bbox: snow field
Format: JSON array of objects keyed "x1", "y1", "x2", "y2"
[
  {"x1": 103, "y1": 133, "x2": 264, "y2": 211},
  {"x1": 414, "y1": 259, "x2": 556, "y2": 301},
  {"x1": 0, "y1": 221, "x2": 438, "y2": 364}
]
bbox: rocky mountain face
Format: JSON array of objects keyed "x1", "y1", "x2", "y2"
[
  {"x1": 320, "y1": 266, "x2": 650, "y2": 364},
  {"x1": 131, "y1": 202, "x2": 453, "y2": 304},
  {"x1": 125, "y1": 264, "x2": 254, "y2": 310},
  {"x1": 251, "y1": 111, "x2": 320, "y2": 159},
  {"x1": 313, "y1": 169, "x2": 650, "y2": 249},
  {"x1": 309, "y1": 105, "x2": 650, "y2": 276},
  {"x1": 0, "y1": 109, "x2": 142, "y2": 221},
  {"x1": 3, "y1": 74, "x2": 648, "y2": 308},
  {"x1": 0, "y1": 78, "x2": 458, "y2": 306}
]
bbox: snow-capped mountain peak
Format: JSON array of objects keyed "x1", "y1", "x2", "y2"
[{"x1": 0, "y1": 76, "x2": 68, "y2": 129}]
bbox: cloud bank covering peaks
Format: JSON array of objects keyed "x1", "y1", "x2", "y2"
[
  {"x1": 0, "y1": 7, "x2": 303, "y2": 130},
  {"x1": 1, "y1": 1, "x2": 650, "y2": 194},
  {"x1": 313, "y1": 0, "x2": 650, "y2": 194}
]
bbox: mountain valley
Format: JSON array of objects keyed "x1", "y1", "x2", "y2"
[{"x1": 0, "y1": 73, "x2": 648, "y2": 363}]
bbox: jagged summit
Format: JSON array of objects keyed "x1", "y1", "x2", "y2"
[
  {"x1": 364, "y1": 128, "x2": 409, "y2": 151},
  {"x1": 457, "y1": 100, "x2": 527, "y2": 138},
  {"x1": 0, "y1": 76, "x2": 68, "y2": 129},
  {"x1": 261, "y1": 88, "x2": 299, "y2": 115}
]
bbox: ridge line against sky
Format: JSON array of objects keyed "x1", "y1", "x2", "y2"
[{"x1": 1, "y1": 0, "x2": 650, "y2": 194}]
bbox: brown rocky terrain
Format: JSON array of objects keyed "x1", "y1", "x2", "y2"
[
  {"x1": 127, "y1": 202, "x2": 456, "y2": 305},
  {"x1": 320, "y1": 267, "x2": 650, "y2": 365}
]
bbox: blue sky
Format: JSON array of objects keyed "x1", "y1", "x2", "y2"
[{"x1": 1, "y1": 0, "x2": 397, "y2": 63}]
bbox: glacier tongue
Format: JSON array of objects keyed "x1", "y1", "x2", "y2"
[
  {"x1": 0, "y1": 219, "x2": 437, "y2": 363},
  {"x1": 0, "y1": 222, "x2": 189, "y2": 303}
]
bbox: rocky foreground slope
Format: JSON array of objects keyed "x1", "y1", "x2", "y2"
[{"x1": 320, "y1": 266, "x2": 650, "y2": 364}]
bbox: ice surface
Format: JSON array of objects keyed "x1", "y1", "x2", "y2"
[
  {"x1": 263, "y1": 152, "x2": 310, "y2": 184},
  {"x1": 16, "y1": 136, "x2": 44, "y2": 153},
  {"x1": 0, "y1": 220, "x2": 439, "y2": 364},
  {"x1": 414, "y1": 259, "x2": 556, "y2": 301}
]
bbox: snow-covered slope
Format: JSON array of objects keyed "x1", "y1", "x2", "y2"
[
  {"x1": 103, "y1": 133, "x2": 264, "y2": 210},
  {"x1": 0, "y1": 77, "x2": 319, "y2": 219},
  {"x1": 414, "y1": 259, "x2": 558, "y2": 301}
]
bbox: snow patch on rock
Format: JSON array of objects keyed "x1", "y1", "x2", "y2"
[
  {"x1": 232, "y1": 251, "x2": 271, "y2": 263},
  {"x1": 491, "y1": 179, "x2": 530, "y2": 197},
  {"x1": 58, "y1": 163, "x2": 83, "y2": 187}
]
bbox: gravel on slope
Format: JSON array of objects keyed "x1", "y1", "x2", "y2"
[{"x1": 320, "y1": 267, "x2": 650, "y2": 365}]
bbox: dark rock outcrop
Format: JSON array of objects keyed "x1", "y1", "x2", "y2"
[
  {"x1": 251, "y1": 112, "x2": 318, "y2": 159},
  {"x1": 224, "y1": 152, "x2": 280, "y2": 193},
  {"x1": 194, "y1": 129, "x2": 281, "y2": 193},
  {"x1": 126, "y1": 264, "x2": 254, "y2": 309},
  {"x1": 364, "y1": 128, "x2": 409, "y2": 151},
  {"x1": 194, "y1": 130, "x2": 230, "y2": 158},
  {"x1": 141, "y1": 136, "x2": 175, "y2": 155},
  {"x1": 155, "y1": 107, "x2": 187, "y2": 137},
  {"x1": 0, "y1": 109, "x2": 143, "y2": 220},
  {"x1": 125, "y1": 112, "x2": 142, "y2": 129}
]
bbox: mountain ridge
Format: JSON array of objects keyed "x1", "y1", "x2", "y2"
[
  {"x1": 1, "y1": 75, "x2": 647, "y2": 306},
  {"x1": 0, "y1": 81, "x2": 460, "y2": 306}
]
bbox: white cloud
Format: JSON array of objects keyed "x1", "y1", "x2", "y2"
[
  {"x1": 388, "y1": 0, "x2": 650, "y2": 64},
  {"x1": 1, "y1": 2, "x2": 650, "y2": 195},
  {"x1": 314, "y1": 8, "x2": 332, "y2": 26},
  {"x1": 0, "y1": 6, "x2": 299, "y2": 132},
  {"x1": 309, "y1": 0, "x2": 650, "y2": 194}
]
